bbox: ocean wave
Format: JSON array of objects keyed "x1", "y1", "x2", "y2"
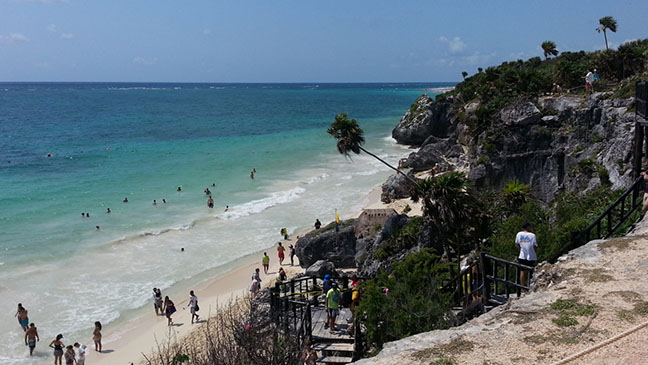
[
  {"x1": 107, "y1": 87, "x2": 171, "y2": 91},
  {"x1": 222, "y1": 186, "x2": 306, "y2": 220},
  {"x1": 425, "y1": 86, "x2": 455, "y2": 93},
  {"x1": 303, "y1": 173, "x2": 329, "y2": 184}
]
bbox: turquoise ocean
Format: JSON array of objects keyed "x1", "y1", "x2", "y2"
[{"x1": 0, "y1": 82, "x2": 452, "y2": 363}]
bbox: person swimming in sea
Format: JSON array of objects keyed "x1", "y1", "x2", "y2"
[
  {"x1": 207, "y1": 196, "x2": 214, "y2": 208},
  {"x1": 15, "y1": 303, "x2": 29, "y2": 331},
  {"x1": 224, "y1": 205, "x2": 229, "y2": 212},
  {"x1": 95, "y1": 226, "x2": 100, "y2": 230},
  {"x1": 162, "y1": 199, "x2": 167, "y2": 204},
  {"x1": 204, "y1": 188, "x2": 211, "y2": 195},
  {"x1": 86, "y1": 213, "x2": 90, "y2": 218},
  {"x1": 250, "y1": 170, "x2": 255, "y2": 179},
  {"x1": 106, "y1": 208, "x2": 111, "y2": 214},
  {"x1": 177, "y1": 186, "x2": 182, "y2": 192},
  {"x1": 153, "y1": 200, "x2": 157, "y2": 205},
  {"x1": 123, "y1": 197, "x2": 128, "y2": 203},
  {"x1": 81, "y1": 213, "x2": 85, "y2": 218}
]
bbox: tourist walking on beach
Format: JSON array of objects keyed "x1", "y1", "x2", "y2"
[
  {"x1": 25, "y1": 323, "x2": 39, "y2": 356},
  {"x1": 253, "y1": 267, "x2": 262, "y2": 284},
  {"x1": 93, "y1": 321, "x2": 102, "y2": 352},
  {"x1": 289, "y1": 244, "x2": 296, "y2": 266},
  {"x1": 188, "y1": 290, "x2": 199, "y2": 324},
  {"x1": 277, "y1": 267, "x2": 287, "y2": 283},
  {"x1": 64, "y1": 345, "x2": 76, "y2": 365},
  {"x1": 74, "y1": 343, "x2": 87, "y2": 365},
  {"x1": 163, "y1": 296, "x2": 176, "y2": 326},
  {"x1": 49, "y1": 334, "x2": 65, "y2": 365},
  {"x1": 250, "y1": 276, "x2": 261, "y2": 296},
  {"x1": 326, "y1": 282, "x2": 341, "y2": 333},
  {"x1": 15, "y1": 303, "x2": 29, "y2": 331},
  {"x1": 153, "y1": 288, "x2": 163, "y2": 315},
  {"x1": 515, "y1": 222, "x2": 538, "y2": 286},
  {"x1": 277, "y1": 242, "x2": 286, "y2": 266},
  {"x1": 262, "y1": 252, "x2": 270, "y2": 274}
]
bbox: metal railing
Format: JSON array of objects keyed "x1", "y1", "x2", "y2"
[
  {"x1": 553, "y1": 176, "x2": 644, "y2": 262},
  {"x1": 481, "y1": 253, "x2": 533, "y2": 304}
]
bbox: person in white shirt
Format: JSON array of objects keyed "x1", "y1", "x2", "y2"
[
  {"x1": 188, "y1": 290, "x2": 199, "y2": 324},
  {"x1": 74, "y1": 343, "x2": 87, "y2": 365},
  {"x1": 515, "y1": 222, "x2": 538, "y2": 286}
]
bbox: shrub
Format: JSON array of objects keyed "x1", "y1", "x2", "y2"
[{"x1": 356, "y1": 249, "x2": 454, "y2": 351}]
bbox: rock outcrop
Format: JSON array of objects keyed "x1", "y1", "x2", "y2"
[
  {"x1": 389, "y1": 92, "x2": 638, "y2": 202},
  {"x1": 304, "y1": 260, "x2": 339, "y2": 278},
  {"x1": 294, "y1": 221, "x2": 357, "y2": 268}
]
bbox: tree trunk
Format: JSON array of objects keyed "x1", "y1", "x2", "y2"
[
  {"x1": 358, "y1": 146, "x2": 419, "y2": 186},
  {"x1": 604, "y1": 30, "x2": 609, "y2": 50}
]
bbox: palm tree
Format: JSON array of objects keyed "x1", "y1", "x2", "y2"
[
  {"x1": 327, "y1": 113, "x2": 418, "y2": 185},
  {"x1": 461, "y1": 71, "x2": 468, "y2": 80},
  {"x1": 541, "y1": 41, "x2": 559, "y2": 59},
  {"x1": 409, "y1": 172, "x2": 485, "y2": 262},
  {"x1": 596, "y1": 16, "x2": 618, "y2": 51}
]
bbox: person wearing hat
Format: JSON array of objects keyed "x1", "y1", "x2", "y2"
[
  {"x1": 325, "y1": 282, "x2": 341, "y2": 333},
  {"x1": 322, "y1": 275, "x2": 332, "y2": 328},
  {"x1": 515, "y1": 222, "x2": 538, "y2": 286}
]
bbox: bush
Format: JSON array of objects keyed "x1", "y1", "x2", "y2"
[{"x1": 356, "y1": 249, "x2": 454, "y2": 351}]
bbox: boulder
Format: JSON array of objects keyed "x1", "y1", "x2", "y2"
[
  {"x1": 380, "y1": 173, "x2": 414, "y2": 203},
  {"x1": 304, "y1": 260, "x2": 339, "y2": 278},
  {"x1": 295, "y1": 222, "x2": 357, "y2": 268},
  {"x1": 498, "y1": 101, "x2": 542, "y2": 126},
  {"x1": 392, "y1": 95, "x2": 455, "y2": 146}
]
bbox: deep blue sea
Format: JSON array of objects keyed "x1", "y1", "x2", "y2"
[{"x1": 0, "y1": 82, "x2": 452, "y2": 363}]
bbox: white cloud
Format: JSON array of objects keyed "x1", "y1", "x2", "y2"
[
  {"x1": 133, "y1": 56, "x2": 157, "y2": 66},
  {"x1": 0, "y1": 33, "x2": 29, "y2": 44},
  {"x1": 461, "y1": 52, "x2": 496, "y2": 65},
  {"x1": 47, "y1": 24, "x2": 57, "y2": 32},
  {"x1": 203, "y1": 28, "x2": 212, "y2": 35},
  {"x1": 60, "y1": 33, "x2": 74, "y2": 39},
  {"x1": 439, "y1": 36, "x2": 467, "y2": 54}
]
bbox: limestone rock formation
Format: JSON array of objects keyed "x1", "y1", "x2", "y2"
[
  {"x1": 392, "y1": 94, "x2": 456, "y2": 146},
  {"x1": 294, "y1": 221, "x2": 357, "y2": 268}
]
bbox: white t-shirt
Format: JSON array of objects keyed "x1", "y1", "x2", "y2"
[
  {"x1": 515, "y1": 231, "x2": 538, "y2": 261},
  {"x1": 250, "y1": 279, "x2": 260, "y2": 293},
  {"x1": 585, "y1": 72, "x2": 594, "y2": 83},
  {"x1": 189, "y1": 295, "x2": 198, "y2": 308},
  {"x1": 76, "y1": 344, "x2": 87, "y2": 360}
]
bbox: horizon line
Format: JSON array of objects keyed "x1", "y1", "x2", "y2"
[{"x1": 0, "y1": 80, "x2": 459, "y2": 84}]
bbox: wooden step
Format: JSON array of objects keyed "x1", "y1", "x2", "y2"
[
  {"x1": 318, "y1": 355, "x2": 353, "y2": 364},
  {"x1": 313, "y1": 342, "x2": 354, "y2": 353}
]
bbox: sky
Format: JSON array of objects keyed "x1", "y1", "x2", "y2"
[{"x1": 0, "y1": 0, "x2": 646, "y2": 83}]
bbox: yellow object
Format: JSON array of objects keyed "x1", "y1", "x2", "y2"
[{"x1": 335, "y1": 210, "x2": 341, "y2": 224}]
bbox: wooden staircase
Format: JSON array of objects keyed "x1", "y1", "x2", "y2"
[{"x1": 310, "y1": 307, "x2": 356, "y2": 364}]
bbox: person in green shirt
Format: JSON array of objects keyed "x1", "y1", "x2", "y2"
[
  {"x1": 262, "y1": 252, "x2": 270, "y2": 274},
  {"x1": 325, "y1": 282, "x2": 341, "y2": 333}
]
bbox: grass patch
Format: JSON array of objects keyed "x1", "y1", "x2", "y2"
[
  {"x1": 598, "y1": 238, "x2": 632, "y2": 251},
  {"x1": 551, "y1": 299, "x2": 596, "y2": 316},
  {"x1": 431, "y1": 357, "x2": 456, "y2": 365},
  {"x1": 582, "y1": 268, "x2": 614, "y2": 282},
  {"x1": 634, "y1": 301, "x2": 648, "y2": 314},
  {"x1": 607, "y1": 290, "x2": 642, "y2": 302},
  {"x1": 552, "y1": 313, "x2": 578, "y2": 327},
  {"x1": 412, "y1": 338, "x2": 474, "y2": 362},
  {"x1": 616, "y1": 310, "x2": 636, "y2": 322}
]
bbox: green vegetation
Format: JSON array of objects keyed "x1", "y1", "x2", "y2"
[
  {"x1": 550, "y1": 299, "x2": 596, "y2": 327},
  {"x1": 442, "y1": 39, "x2": 648, "y2": 137},
  {"x1": 355, "y1": 249, "x2": 454, "y2": 350},
  {"x1": 541, "y1": 41, "x2": 559, "y2": 59},
  {"x1": 596, "y1": 16, "x2": 618, "y2": 51},
  {"x1": 552, "y1": 313, "x2": 578, "y2": 327},
  {"x1": 374, "y1": 216, "x2": 423, "y2": 260}
]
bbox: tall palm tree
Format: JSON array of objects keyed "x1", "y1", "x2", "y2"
[
  {"x1": 541, "y1": 41, "x2": 559, "y2": 59},
  {"x1": 327, "y1": 113, "x2": 418, "y2": 185},
  {"x1": 461, "y1": 71, "x2": 468, "y2": 80},
  {"x1": 596, "y1": 16, "x2": 618, "y2": 51},
  {"x1": 409, "y1": 172, "x2": 485, "y2": 262}
]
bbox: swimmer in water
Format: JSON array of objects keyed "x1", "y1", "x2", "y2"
[
  {"x1": 95, "y1": 226, "x2": 100, "y2": 230},
  {"x1": 82, "y1": 213, "x2": 85, "y2": 218},
  {"x1": 162, "y1": 199, "x2": 167, "y2": 204},
  {"x1": 207, "y1": 196, "x2": 214, "y2": 208},
  {"x1": 177, "y1": 187, "x2": 182, "y2": 192},
  {"x1": 106, "y1": 208, "x2": 111, "y2": 214},
  {"x1": 123, "y1": 197, "x2": 128, "y2": 203},
  {"x1": 86, "y1": 213, "x2": 90, "y2": 218},
  {"x1": 205, "y1": 188, "x2": 212, "y2": 195},
  {"x1": 212, "y1": 183, "x2": 216, "y2": 187},
  {"x1": 153, "y1": 200, "x2": 157, "y2": 206},
  {"x1": 181, "y1": 248, "x2": 185, "y2": 252},
  {"x1": 250, "y1": 170, "x2": 255, "y2": 179},
  {"x1": 224, "y1": 205, "x2": 229, "y2": 212}
]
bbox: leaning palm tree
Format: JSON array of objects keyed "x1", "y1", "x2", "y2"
[
  {"x1": 541, "y1": 41, "x2": 559, "y2": 59},
  {"x1": 327, "y1": 113, "x2": 418, "y2": 185},
  {"x1": 409, "y1": 172, "x2": 485, "y2": 262},
  {"x1": 461, "y1": 71, "x2": 468, "y2": 80},
  {"x1": 596, "y1": 16, "x2": 618, "y2": 51}
]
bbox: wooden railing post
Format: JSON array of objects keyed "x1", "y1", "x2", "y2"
[{"x1": 480, "y1": 252, "x2": 490, "y2": 303}]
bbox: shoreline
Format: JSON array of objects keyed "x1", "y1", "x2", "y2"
[{"x1": 88, "y1": 182, "x2": 421, "y2": 365}]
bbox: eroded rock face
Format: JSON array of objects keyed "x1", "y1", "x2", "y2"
[
  {"x1": 392, "y1": 95, "x2": 455, "y2": 146},
  {"x1": 294, "y1": 222, "x2": 357, "y2": 268},
  {"x1": 304, "y1": 260, "x2": 338, "y2": 278},
  {"x1": 388, "y1": 93, "x2": 636, "y2": 202}
]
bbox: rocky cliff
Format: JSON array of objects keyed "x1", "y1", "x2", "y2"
[{"x1": 387, "y1": 92, "x2": 638, "y2": 202}]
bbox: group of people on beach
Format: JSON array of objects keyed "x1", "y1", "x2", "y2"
[
  {"x1": 152, "y1": 288, "x2": 200, "y2": 326},
  {"x1": 251, "y1": 242, "x2": 297, "y2": 296},
  {"x1": 15, "y1": 303, "x2": 101, "y2": 363}
]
